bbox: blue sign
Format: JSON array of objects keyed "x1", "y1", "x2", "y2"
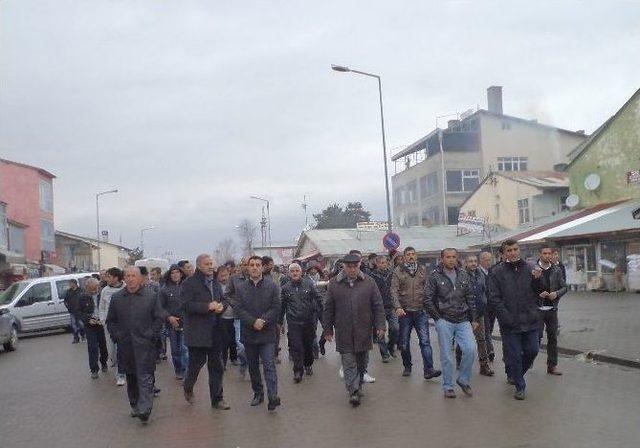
[{"x1": 382, "y1": 232, "x2": 401, "y2": 251}]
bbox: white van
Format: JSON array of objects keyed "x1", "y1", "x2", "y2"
[{"x1": 0, "y1": 273, "x2": 98, "y2": 333}]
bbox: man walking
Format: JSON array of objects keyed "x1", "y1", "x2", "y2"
[
  {"x1": 235, "y1": 256, "x2": 282, "y2": 411},
  {"x1": 280, "y1": 263, "x2": 323, "y2": 383},
  {"x1": 424, "y1": 248, "x2": 478, "y2": 398},
  {"x1": 489, "y1": 240, "x2": 543, "y2": 400},
  {"x1": 77, "y1": 278, "x2": 109, "y2": 379},
  {"x1": 225, "y1": 259, "x2": 249, "y2": 378},
  {"x1": 391, "y1": 247, "x2": 441, "y2": 380},
  {"x1": 181, "y1": 254, "x2": 230, "y2": 410},
  {"x1": 99, "y1": 268, "x2": 127, "y2": 386},
  {"x1": 369, "y1": 255, "x2": 399, "y2": 362},
  {"x1": 106, "y1": 266, "x2": 170, "y2": 423},
  {"x1": 63, "y1": 279, "x2": 85, "y2": 343},
  {"x1": 323, "y1": 252, "x2": 386, "y2": 407},
  {"x1": 536, "y1": 246, "x2": 567, "y2": 376},
  {"x1": 479, "y1": 252, "x2": 496, "y2": 363}
]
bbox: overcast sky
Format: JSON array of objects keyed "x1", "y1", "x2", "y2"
[{"x1": 1, "y1": 1, "x2": 639, "y2": 261}]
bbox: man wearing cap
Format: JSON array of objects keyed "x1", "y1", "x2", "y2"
[{"x1": 323, "y1": 252, "x2": 386, "y2": 407}]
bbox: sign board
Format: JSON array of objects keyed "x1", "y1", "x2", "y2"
[
  {"x1": 457, "y1": 214, "x2": 486, "y2": 234},
  {"x1": 627, "y1": 170, "x2": 640, "y2": 184},
  {"x1": 382, "y1": 232, "x2": 401, "y2": 251},
  {"x1": 356, "y1": 221, "x2": 388, "y2": 231}
]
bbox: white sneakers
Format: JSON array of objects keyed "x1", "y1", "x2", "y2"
[
  {"x1": 338, "y1": 367, "x2": 376, "y2": 383},
  {"x1": 116, "y1": 375, "x2": 126, "y2": 386}
]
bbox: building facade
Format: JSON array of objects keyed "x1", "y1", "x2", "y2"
[
  {"x1": 391, "y1": 86, "x2": 587, "y2": 226},
  {"x1": 55, "y1": 231, "x2": 132, "y2": 272}
]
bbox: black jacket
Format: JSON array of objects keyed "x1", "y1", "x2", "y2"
[
  {"x1": 467, "y1": 268, "x2": 487, "y2": 316},
  {"x1": 369, "y1": 268, "x2": 394, "y2": 311},
  {"x1": 424, "y1": 266, "x2": 476, "y2": 324},
  {"x1": 159, "y1": 282, "x2": 183, "y2": 320},
  {"x1": 180, "y1": 269, "x2": 227, "y2": 348},
  {"x1": 280, "y1": 277, "x2": 322, "y2": 326},
  {"x1": 106, "y1": 286, "x2": 166, "y2": 374},
  {"x1": 63, "y1": 287, "x2": 83, "y2": 314},
  {"x1": 234, "y1": 276, "x2": 280, "y2": 345},
  {"x1": 536, "y1": 260, "x2": 568, "y2": 309},
  {"x1": 488, "y1": 259, "x2": 542, "y2": 335},
  {"x1": 76, "y1": 293, "x2": 99, "y2": 326}
]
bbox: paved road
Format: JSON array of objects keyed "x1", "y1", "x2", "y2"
[{"x1": 1, "y1": 330, "x2": 639, "y2": 448}]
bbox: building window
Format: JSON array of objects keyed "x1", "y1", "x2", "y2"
[
  {"x1": 421, "y1": 207, "x2": 440, "y2": 226},
  {"x1": 419, "y1": 172, "x2": 439, "y2": 199},
  {"x1": 447, "y1": 207, "x2": 460, "y2": 225},
  {"x1": 518, "y1": 198, "x2": 530, "y2": 224},
  {"x1": 8, "y1": 224, "x2": 25, "y2": 254},
  {"x1": 497, "y1": 157, "x2": 528, "y2": 172},
  {"x1": 406, "y1": 181, "x2": 417, "y2": 204},
  {"x1": 41, "y1": 219, "x2": 55, "y2": 251},
  {"x1": 39, "y1": 180, "x2": 53, "y2": 212},
  {"x1": 446, "y1": 169, "x2": 479, "y2": 192},
  {"x1": 0, "y1": 204, "x2": 7, "y2": 248}
]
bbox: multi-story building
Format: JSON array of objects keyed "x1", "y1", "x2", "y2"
[
  {"x1": 391, "y1": 86, "x2": 588, "y2": 225},
  {"x1": 55, "y1": 231, "x2": 132, "y2": 271},
  {"x1": 0, "y1": 159, "x2": 56, "y2": 264}
]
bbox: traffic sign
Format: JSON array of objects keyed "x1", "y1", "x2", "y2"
[{"x1": 382, "y1": 232, "x2": 401, "y2": 251}]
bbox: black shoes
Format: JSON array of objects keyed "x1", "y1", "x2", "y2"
[
  {"x1": 293, "y1": 371, "x2": 303, "y2": 383},
  {"x1": 479, "y1": 365, "x2": 495, "y2": 376},
  {"x1": 402, "y1": 367, "x2": 412, "y2": 377},
  {"x1": 267, "y1": 396, "x2": 281, "y2": 411},
  {"x1": 91, "y1": 371, "x2": 99, "y2": 379},
  {"x1": 381, "y1": 355, "x2": 390, "y2": 363},
  {"x1": 153, "y1": 388, "x2": 161, "y2": 397},
  {"x1": 424, "y1": 369, "x2": 442, "y2": 380},
  {"x1": 349, "y1": 392, "x2": 361, "y2": 407},
  {"x1": 319, "y1": 339, "x2": 326, "y2": 356},
  {"x1": 138, "y1": 411, "x2": 150, "y2": 423},
  {"x1": 212, "y1": 399, "x2": 231, "y2": 410},
  {"x1": 514, "y1": 390, "x2": 526, "y2": 400},
  {"x1": 488, "y1": 353, "x2": 495, "y2": 362},
  {"x1": 305, "y1": 366, "x2": 313, "y2": 376},
  {"x1": 183, "y1": 388, "x2": 194, "y2": 404},
  {"x1": 507, "y1": 376, "x2": 516, "y2": 385},
  {"x1": 101, "y1": 365, "x2": 108, "y2": 373},
  {"x1": 250, "y1": 393, "x2": 264, "y2": 406},
  {"x1": 456, "y1": 380, "x2": 473, "y2": 397}
]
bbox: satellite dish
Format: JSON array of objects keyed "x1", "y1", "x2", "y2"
[
  {"x1": 584, "y1": 173, "x2": 601, "y2": 191},
  {"x1": 565, "y1": 194, "x2": 580, "y2": 208}
]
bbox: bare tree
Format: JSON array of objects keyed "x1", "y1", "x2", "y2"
[
  {"x1": 214, "y1": 237, "x2": 238, "y2": 264},
  {"x1": 237, "y1": 219, "x2": 257, "y2": 255}
]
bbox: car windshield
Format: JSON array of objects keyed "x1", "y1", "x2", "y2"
[{"x1": 0, "y1": 282, "x2": 29, "y2": 305}]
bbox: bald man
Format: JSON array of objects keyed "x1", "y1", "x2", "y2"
[{"x1": 106, "y1": 266, "x2": 171, "y2": 423}]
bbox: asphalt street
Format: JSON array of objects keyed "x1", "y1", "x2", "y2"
[{"x1": 1, "y1": 330, "x2": 639, "y2": 448}]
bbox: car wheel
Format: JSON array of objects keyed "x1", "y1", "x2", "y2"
[{"x1": 3, "y1": 326, "x2": 18, "y2": 351}]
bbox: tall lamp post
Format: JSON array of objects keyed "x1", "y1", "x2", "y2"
[
  {"x1": 96, "y1": 189, "x2": 118, "y2": 270},
  {"x1": 250, "y1": 195, "x2": 271, "y2": 255},
  {"x1": 331, "y1": 64, "x2": 393, "y2": 233},
  {"x1": 140, "y1": 226, "x2": 155, "y2": 255}
]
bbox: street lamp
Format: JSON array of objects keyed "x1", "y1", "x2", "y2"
[
  {"x1": 250, "y1": 195, "x2": 271, "y2": 255},
  {"x1": 96, "y1": 189, "x2": 118, "y2": 270},
  {"x1": 331, "y1": 64, "x2": 393, "y2": 233},
  {"x1": 140, "y1": 226, "x2": 155, "y2": 255}
]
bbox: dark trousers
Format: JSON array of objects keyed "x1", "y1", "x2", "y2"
[
  {"x1": 539, "y1": 309, "x2": 559, "y2": 367},
  {"x1": 484, "y1": 309, "x2": 496, "y2": 357},
  {"x1": 221, "y1": 319, "x2": 238, "y2": 366},
  {"x1": 287, "y1": 321, "x2": 315, "y2": 373},
  {"x1": 378, "y1": 309, "x2": 399, "y2": 358},
  {"x1": 398, "y1": 310, "x2": 435, "y2": 372},
  {"x1": 126, "y1": 372, "x2": 155, "y2": 415},
  {"x1": 184, "y1": 337, "x2": 225, "y2": 405},
  {"x1": 502, "y1": 330, "x2": 539, "y2": 392},
  {"x1": 245, "y1": 342, "x2": 278, "y2": 400},
  {"x1": 86, "y1": 324, "x2": 108, "y2": 373}
]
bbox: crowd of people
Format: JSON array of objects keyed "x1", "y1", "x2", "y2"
[{"x1": 62, "y1": 238, "x2": 567, "y2": 424}]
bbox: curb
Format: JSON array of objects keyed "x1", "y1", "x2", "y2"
[{"x1": 491, "y1": 335, "x2": 640, "y2": 370}]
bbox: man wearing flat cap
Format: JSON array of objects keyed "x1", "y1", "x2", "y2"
[{"x1": 323, "y1": 252, "x2": 386, "y2": 407}]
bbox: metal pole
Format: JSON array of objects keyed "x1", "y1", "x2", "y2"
[
  {"x1": 140, "y1": 229, "x2": 144, "y2": 254},
  {"x1": 96, "y1": 194, "x2": 101, "y2": 270},
  {"x1": 376, "y1": 76, "x2": 393, "y2": 233},
  {"x1": 439, "y1": 129, "x2": 448, "y2": 224},
  {"x1": 266, "y1": 200, "x2": 272, "y2": 256}
]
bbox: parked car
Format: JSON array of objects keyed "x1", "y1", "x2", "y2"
[
  {"x1": 0, "y1": 273, "x2": 98, "y2": 334},
  {"x1": 0, "y1": 308, "x2": 18, "y2": 351}
]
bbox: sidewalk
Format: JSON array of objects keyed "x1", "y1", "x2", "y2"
[{"x1": 495, "y1": 291, "x2": 640, "y2": 367}]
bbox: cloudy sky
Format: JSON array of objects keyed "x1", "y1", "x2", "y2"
[{"x1": 1, "y1": 1, "x2": 639, "y2": 261}]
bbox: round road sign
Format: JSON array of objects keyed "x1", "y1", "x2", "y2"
[{"x1": 382, "y1": 232, "x2": 401, "y2": 251}]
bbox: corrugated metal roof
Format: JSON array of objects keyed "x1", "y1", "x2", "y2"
[
  {"x1": 498, "y1": 171, "x2": 568, "y2": 189},
  {"x1": 299, "y1": 226, "x2": 502, "y2": 258}
]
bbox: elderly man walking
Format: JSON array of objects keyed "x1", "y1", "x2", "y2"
[
  {"x1": 181, "y1": 254, "x2": 230, "y2": 410},
  {"x1": 323, "y1": 252, "x2": 386, "y2": 407},
  {"x1": 106, "y1": 266, "x2": 175, "y2": 423}
]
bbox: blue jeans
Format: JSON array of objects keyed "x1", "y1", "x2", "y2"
[
  {"x1": 245, "y1": 342, "x2": 278, "y2": 400},
  {"x1": 398, "y1": 310, "x2": 435, "y2": 372},
  {"x1": 234, "y1": 319, "x2": 247, "y2": 368},
  {"x1": 378, "y1": 309, "x2": 399, "y2": 358},
  {"x1": 435, "y1": 319, "x2": 476, "y2": 391},
  {"x1": 70, "y1": 314, "x2": 85, "y2": 341},
  {"x1": 502, "y1": 330, "x2": 539, "y2": 392},
  {"x1": 86, "y1": 324, "x2": 108, "y2": 373},
  {"x1": 168, "y1": 327, "x2": 189, "y2": 375}
]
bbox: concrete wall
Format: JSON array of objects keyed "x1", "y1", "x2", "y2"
[
  {"x1": 0, "y1": 162, "x2": 54, "y2": 263},
  {"x1": 479, "y1": 114, "x2": 586, "y2": 171},
  {"x1": 568, "y1": 94, "x2": 640, "y2": 208}
]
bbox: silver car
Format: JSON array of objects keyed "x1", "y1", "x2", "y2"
[{"x1": 0, "y1": 307, "x2": 18, "y2": 351}]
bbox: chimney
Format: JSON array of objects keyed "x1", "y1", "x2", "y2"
[{"x1": 487, "y1": 86, "x2": 503, "y2": 115}]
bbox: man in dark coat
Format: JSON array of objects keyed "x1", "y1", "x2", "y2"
[
  {"x1": 77, "y1": 278, "x2": 109, "y2": 378},
  {"x1": 536, "y1": 246, "x2": 568, "y2": 376},
  {"x1": 323, "y1": 253, "x2": 386, "y2": 407},
  {"x1": 63, "y1": 279, "x2": 85, "y2": 343},
  {"x1": 369, "y1": 255, "x2": 398, "y2": 362},
  {"x1": 181, "y1": 254, "x2": 230, "y2": 410},
  {"x1": 280, "y1": 263, "x2": 323, "y2": 383},
  {"x1": 106, "y1": 266, "x2": 173, "y2": 423},
  {"x1": 234, "y1": 255, "x2": 282, "y2": 411},
  {"x1": 489, "y1": 240, "x2": 543, "y2": 401}
]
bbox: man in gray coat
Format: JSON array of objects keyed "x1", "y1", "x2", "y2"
[{"x1": 323, "y1": 253, "x2": 386, "y2": 406}]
